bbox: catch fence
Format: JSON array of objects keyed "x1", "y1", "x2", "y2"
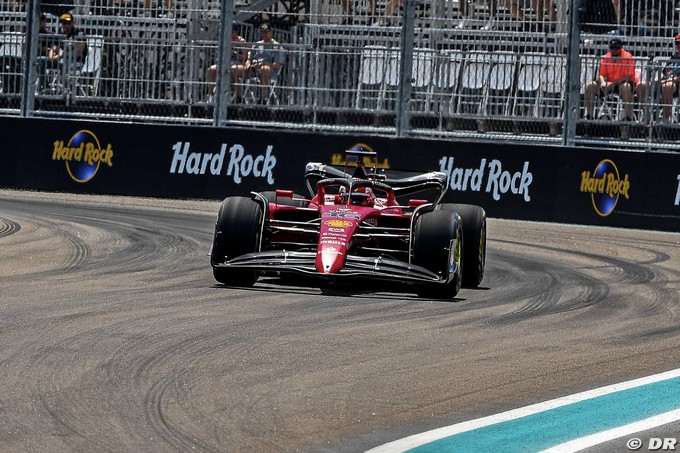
[{"x1": 1, "y1": 0, "x2": 679, "y2": 151}]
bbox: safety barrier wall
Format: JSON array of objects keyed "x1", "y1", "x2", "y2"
[{"x1": 1, "y1": 116, "x2": 678, "y2": 232}]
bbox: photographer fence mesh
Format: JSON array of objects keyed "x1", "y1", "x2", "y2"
[{"x1": 0, "y1": 0, "x2": 679, "y2": 150}]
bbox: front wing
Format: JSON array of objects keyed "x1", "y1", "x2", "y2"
[{"x1": 213, "y1": 250, "x2": 457, "y2": 285}]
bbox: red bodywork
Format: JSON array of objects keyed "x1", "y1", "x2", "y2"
[{"x1": 267, "y1": 181, "x2": 413, "y2": 275}]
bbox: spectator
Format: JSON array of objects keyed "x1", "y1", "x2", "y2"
[
  {"x1": 659, "y1": 34, "x2": 680, "y2": 123},
  {"x1": 505, "y1": 0, "x2": 558, "y2": 31},
  {"x1": 382, "y1": 0, "x2": 402, "y2": 24},
  {"x1": 457, "y1": 0, "x2": 498, "y2": 30},
  {"x1": 581, "y1": 0, "x2": 618, "y2": 34},
  {"x1": 206, "y1": 25, "x2": 248, "y2": 103},
  {"x1": 48, "y1": 13, "x2": 88, "y2": 70},
  {"x1": 341, "y1": 0, "x2": 401, "y2": 26},
  {"x1": 616, "y1": 0, "x2": 675, "y2": 36},
  {"x1": 38, "y1": 13, "x2": 55, "y2": 57},
  {"x1": 584, "y1": 38, "x2": 647, "y2": 138},
  {"x1": 534, "y1": 0, "x2": 557, "y2": 22},
  {"x1": 36, "y1": 13, "x2": 56, "y2": 92},
  {"x1": 341, "y1": 0, "x2": 371, "y2": 24},
  {"x1": 245, "y1": 23, "x2": 285, "y2": 102}
]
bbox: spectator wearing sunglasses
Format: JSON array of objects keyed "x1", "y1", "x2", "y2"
[{"x1": 584, "y1": 38, "x2": 647, "y2": 138}]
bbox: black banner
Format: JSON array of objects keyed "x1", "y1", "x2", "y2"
[{"x1": 1, "y1": 116, "x2": 679, "y2": 232}]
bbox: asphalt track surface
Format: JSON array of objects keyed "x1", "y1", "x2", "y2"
[{"x1": 1, "y1": 189, "x2": 679, "y2": 453}]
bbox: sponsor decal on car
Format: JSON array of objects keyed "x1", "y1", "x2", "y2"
[
  {"x1": 52, "y1": 130, "x2": 114, "y2": 183},
  {"x1": 324, "y1": 219, "x2": 353, "y2": 228},
  {"x1": 169, "y1": 141, "x2": 276, "y2": 185},
  {"x1": 322, "y1": 231, "x2": 346, "y2": 238},
  {"x1": 317, "y1": 246, "x2": 343, "y2": 256},
  {"x1": 320, "y1": 239, "x2": 346, "y2": 246},
  {"x1": 438, "y1": 157, "x2": 533, "y2": 202},
  {"x1": 580, "y1": 159, "x2": 630, "y2": 217},
  {"x1": 675, "y1": 175, "x2": 680, "y2": 206},
  {"x1": 324, "y1": 209, "x2": 362, "y2": 220}
]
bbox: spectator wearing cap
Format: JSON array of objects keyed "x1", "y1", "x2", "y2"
[
  {"x1": 584, "y1": 38, "x2": 647, "y2": 138},
  {"x1": 659, "y1": 34, "x2": 680, "y2": 123},
  {"x1": 245, "y1": 23, "x2": 285, "y2": 102},
  {"x1": 48, "y1": 13, "x2": 88, "y2": 68},
  {"x1": 206, "y1": 25, "x2": 248, "y2": 102}
]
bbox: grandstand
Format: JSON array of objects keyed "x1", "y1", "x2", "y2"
[{"x1": 0, "y1": 0, "x2": 679, "y2": 151}]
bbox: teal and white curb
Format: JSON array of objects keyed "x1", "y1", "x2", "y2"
[{"x1": 367, "y1": 368, "x2": 680, "y2": 453}]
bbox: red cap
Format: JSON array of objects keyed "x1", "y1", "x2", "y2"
[{"x1": 675, "y1": 33, "x2": 680, "y2": 42}]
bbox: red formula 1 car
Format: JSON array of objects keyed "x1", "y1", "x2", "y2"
[{"x1": 210, "y1": 150, "x2": 486, "y2": 298}]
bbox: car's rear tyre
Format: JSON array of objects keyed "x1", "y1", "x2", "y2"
[
  {"x1": 260, "y1": 191, "x2": 307, "y2": 207},
  {"x1": 211, "y1": 196, "x2": 262, "y2": 286},
  {"x1": 412, "y1": 210, "x2": 462, "y2": 299},
  {"x1": 438, "y1": 203, "x2": 486, "y2": 288}
]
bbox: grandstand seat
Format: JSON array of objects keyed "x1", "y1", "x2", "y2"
[
  {"x1": 379, "y1": 48, "x2": 434, "y2": 112},
  {"x1": 432, "y1": 50, "x2": 463, "y2": 116},
  {"x1": 242, "y1": 66, "x2": 283, "y2": 106},
  {"x1": 514, "y1": 53, "x2": 545, "y2": 117},
  {"x1": 411, "y1": 49, "x2": 434, "y2": 112},
  {"x1": 579, "y1": 54, "x2": 599, "y2": 118},
  {"x1": 540, "y1": 54, "x2": 566, "y2": 119},
  {"x1": 597, "y1": 92, "x2": 623, "y2": 120},
  {"x1": 355, "y1": 45, "x2": 387, "y2": 110},
  {"x1": 383, "y1": 48, "x2": 400, "y2": 109},
  {"x1": 580, "y1": 54, "x2": 599, "y2": 93},
  {"x1": 457, "y1": 51, "x2": 492, "y2": 115},
  {"x1": 0, "y1": 32, "x2": 23, "y2": 59},
  {"x1": 0, "y1": 32, "x2": 24, "y2": 95},
  {"x1": 650, "y1": 56, "x2": 679, "y2": 124},
  {"x1": 486, "y1": 52, "x2": 517, "y2": 116},
  {"x1": 75, "y1": 35, "x2": 104, "y2": 96}
]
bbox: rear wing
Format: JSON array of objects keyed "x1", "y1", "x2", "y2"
[{"x1": 304, "y1": 162, "x2": 449, "y2": 204}]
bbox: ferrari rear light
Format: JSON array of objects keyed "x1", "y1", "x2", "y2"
[
  {"x1": 275, "y1": 189, "x2": 294, "y2": 199},
  {"x1": 408, "y1": 199, "x2": 428, "y2": 208}
]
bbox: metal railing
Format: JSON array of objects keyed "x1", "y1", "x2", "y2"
[{"x1": 1, "y1": 0, "x2": 679, "y2": 151}]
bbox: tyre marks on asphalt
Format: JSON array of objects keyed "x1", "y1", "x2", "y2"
[
  {"x1": 0, "y1": 196, "x2": 220, "y2": 451},
  {"x1": 0, "y1": 217, "x2": 20, "y2": 238},
  {"x1": 484, "y1": 221, "x2": 680, "y2": 326},
  {"x1": 488, "y1": 249, "x2": 609, "y2": 324},
  {"x1": 2, "y1": 193, "x2": 680, "y2": 453},
  {"x1": 2, "y1": 199, "x2": 210, "y2": 288}
]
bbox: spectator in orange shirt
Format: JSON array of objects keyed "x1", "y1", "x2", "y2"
[{"x1": 584, "y1": 38, "x2": 647, "y2": 124}]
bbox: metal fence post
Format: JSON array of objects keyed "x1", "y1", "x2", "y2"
[
  {"x1": 563, "y1": 0, "x2": 582, "y2": 146},
  {"x1": 214, "y1": 0, "x2": 234, "y2": 127},
  {"x1": 396, "y1": 0, "x2": 417, "y2": 137},
  {"x1": 20, "y1": 0, "x2": 39, "y2": 117}
]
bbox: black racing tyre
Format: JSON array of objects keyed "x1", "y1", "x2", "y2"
[
  {"x1": 438, "y1": 203, "x2": 486, "y2": 288},
  {"x1": 412, "y1": 210, "x2": 462, "y2": 299},
  {"x1": 260, "y1": 191, "x2": 307, "y2": 207},
  {"x1": 211, "y1": 196, "x2": 262, "y2": 286}
]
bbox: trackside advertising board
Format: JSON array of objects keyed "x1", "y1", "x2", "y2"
[{"x1": 0, "y1": 116, "x2": 678, "y2": 232}]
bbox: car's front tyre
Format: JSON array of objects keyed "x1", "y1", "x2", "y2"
[
  {"x1": 211, "y1": 196, "x2": 262, "y2": 286},
  {"x1": 412, "y1": 210, "x2": 463, "y2": 299},
  {"x1": 438, "y1": 203, "x2": 486, "y2": 288}
]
